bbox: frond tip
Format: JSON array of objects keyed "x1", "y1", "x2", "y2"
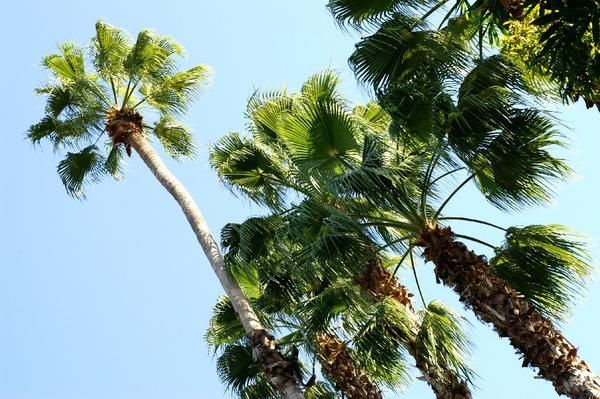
[{"x1": 491, "y1": 224, "x2": 593, "y2": 321}]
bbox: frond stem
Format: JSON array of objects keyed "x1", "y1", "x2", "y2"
[
  {"x1": 410, "y1": 251, "x2": 427, "y2": 308},
  {"x1": 121, "y1": 78, "x2": 132, "y2": 109},
  {"x1": 391, "y1": 245, "x2": 415, "y2": 279},
  {"x1": 420, "y1": 0, "x2": 449, "y2": 23},
  {"x1": 432, "y1": 173, "x2": 475, "y2": 221},
  {"x1": 438, "y1": 217, "x2": 507, "y2": 231},
  {"x1": 428, "y1": 167, "x2": 466, "y2": 187},
  {"x1": 132, "y1": 97, "x2": 147, "y2": 109},
  {"x1": 361, "y1": 221, "x2": 419, "y2": 233},
  {"x1": 109, "y1": 77, "x2": 119, "y2": 105},
  {"x1": 421, "y1": 152, "x2": 441, "y2": 219},
  {"x1": 454, "y1": 233, "x2": 497, "y2": 250}
]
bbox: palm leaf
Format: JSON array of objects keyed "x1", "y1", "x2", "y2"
[
  {"x1": 416, "y1": 300, "x2": 474, "y2": 384},
  {"x1": 327, "y1": 0, "x2": 429, "y2": 28},
  {"x1": 210, "y1": 132, "x2": 287, "y2": 208},
  {"x1": 42, "y1": 43, "x2": 87, "y2": 83},
  {"x1": 91, "y1": 21, "x2": 130, "y2": 80},
  {"x1": 104, "y1": 144, "x2": 125, "y2": 179},
  {"x1": 56, "y1": 145, "x2": 106, "y2": 198},
  {"x1": 216, "y1": 342, "x2": 262, "y2": 394},
  {"x1": 141, "y1": 65, "x2": 211, "y2": 115},
  {"x1": 349, "y1": 15, "x2": 467, "y2": 92},
  {"x1": 152, "y1": 116, "x2": 195, "y2": 159},
  {"x1": 206, "y1": 296, "x2": 246, "y2": 349},
  {"x1": 491, "y1": 225, "x2": 593, "y2": 321},
  {"x1": 124, "y1": 29, "x2": 183, "y2": 81}
]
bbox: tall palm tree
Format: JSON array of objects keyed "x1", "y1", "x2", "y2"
[
  {"x1": 327, "y1": 0, "x2": 600, "y2": 109},
  {"x1": 27, "y1": 21, "x2": 304, "y2": 399},
  {"x1": 210, "y1": 69, "x2": 599, "y2": 398},
  {"x1": 210, "y1": 73, "x2": 475, "y2": 398}
]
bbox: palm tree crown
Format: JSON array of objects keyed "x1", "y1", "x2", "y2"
[{"x1": 28, "y1": 21, "x2": 209, "y2": 197}]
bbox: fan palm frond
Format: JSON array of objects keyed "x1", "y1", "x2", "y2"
[
  {"x1": 152, "y1": 116, "x2": 195, "y2": 159},
  {"x1": 416, "y1": 300, "x2": 474, "y2": 384},
  {"x1": 210, "y1": 132, "x2": 287, "y2": 208},
  {"x1": 491, "y1": 225, "x2": 593, "y2": 321}
]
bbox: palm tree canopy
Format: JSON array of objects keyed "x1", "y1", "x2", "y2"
[
  {"x1": 28, "y1": 21, "x2": 210, "y2": 198},
  {"x1": 210, "y1": 70, "x2": 592, "y2": 328},
  {"x1": 207, "y1": 211, "x2": 476, "y2": 396},
  {"x1": 328, "y1": 0, "x2": 600, "y2": 108}
]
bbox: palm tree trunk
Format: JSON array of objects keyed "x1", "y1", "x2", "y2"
[
  {"x1": 127, "y1": 131, "x2": 305, "y2": 399},
  {"x1": 499, "y1": 0, "x2": 525, "y2": 19},
  {"x1": 357, "y1": 257, "x2": 473, "y2": 399},
  {"x1": 315, "y1": 332, "x2": 382, "y2": 399},
  {"x1": 418, "y1": 225, "x2": 600, "y2": 399}
]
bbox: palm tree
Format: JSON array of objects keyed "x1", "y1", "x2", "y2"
[
  {"x1": 27, "y1": 21, "x2": 305, "y2": 399},
  {"x1": 209, "y1": 69, "x2": 599, "y2": 398},
  {"x1": 209, "y1": 73, "x2": 475, "y2": 398},
  {"x1": 207, "y1": 214, "x2": 472, "y2": 399},
  {"x1": 327, "y1": 0, "x2": 600, "y2": 109}
]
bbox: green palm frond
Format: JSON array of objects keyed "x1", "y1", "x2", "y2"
[
  {"x1": 460, "y1": 108, "x2": 570, "y2": 211},
  {"x1": 299, "y1": 279, "x2": 367, "y2": 336},
  {"x1": 210, "y1": 132, "x2": 287, "y2": 208},
  {"x1": 140, "y1": 65, "x2": 211, "y2": 115},
  {"x1": 91, "y1": 21, "x2": 130, "y2": 80},
  {"x1": 37, "y1": 85, "x2": 78, "y2": 118},
  {"x1": 123, "y1": 29, "x2": 183, "y2": 81},
  {"x1": 416, "y1": 300, "x2": 474, "y2": 384},
  {"x1": 491, "y1": 225, "x2": 593, "y2": 321},
  {"x1": 349, "y1": 15, "x2": 468, "y2": 92},
  {"x1": 288, "y1": 201, "x2": 369, "y2": 271},
  {"x1": 351, "y1": 102, "x2": 392, "y2": 135},
  {"x1": 279, "y1": 97, "x2": 359, "y2": 173},
  {"x1": 327, "y1": 0, "x2": 428, "y2": 29},
  {"x1": 152, "y1": 116, "x2": 195, "y2": 159},
  {"x1": 28, "y1": 111, "x2": 104, "y2": 147},
  {"x1": 43, "y1": 43, "x2": 87, "y2": 83},
  {"x1": 216, "y1": 342, "x2": 262, "y2": 395},
  {"x1": 246, "y1": 90, "x2": 294, "y2": 142},
  {"x1": 304, "y1": 382, "x2": 337, "y2": 399},
  {"x1": 104, "y1": 144, "x2": 125, "y2": 179},
  {"x1": 57, "y1": 145, "x2": 107, "y2": 198},
  {"x1": 206, "y1": 296, "x2": 247, "y2": 349},
  {"x1": 239, "y1": 375, "x2": 281, "y2": 399},
  {"x1": 221, "y1": 216, "x2": 285, "y2": 262},
  {"x1": 348, "y1": 297, "x2": 413, "y2": 387},
  {"x1": 299, "y1": 71, "x2": 346, "y2": 105}
]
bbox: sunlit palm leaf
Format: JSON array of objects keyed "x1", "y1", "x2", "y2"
[
  {"x1": 152, "y1": 116, "x2": 195, "y2": 159},
  {"x1": 491, "y1": 225, "x2": 592, "y2": 321},
  {"x1": 416, "y1": 301, "x2": 474, "y2": 384}
]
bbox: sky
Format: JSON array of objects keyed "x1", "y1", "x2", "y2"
[{"x1": 1, "y1": 1, "x2": 599, "y2": 398}]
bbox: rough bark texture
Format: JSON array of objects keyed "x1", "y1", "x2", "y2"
[
  {"x1": 126, "y1": 129, "x2": 305, "y2": 399},
  {"x1": 315, "y1": 333, "x2": 383, "y2": 399},
  {"x1": 499, "y1": 0, "x2": 525, "y2": 20},
  {"x1": 419, "y1": 225, "x2": 600, "y2": 399},
  {"x1": 357, "y1": 257, "x2": 473, "y2": 399}
]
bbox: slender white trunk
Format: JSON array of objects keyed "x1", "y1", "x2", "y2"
[{"x1": 128, "y1": 131, "x2": 305, "y2": 399}]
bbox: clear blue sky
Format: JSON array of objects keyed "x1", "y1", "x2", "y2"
[{"x1": 1, "y1": 1, "x2": 599, "y2": 398}]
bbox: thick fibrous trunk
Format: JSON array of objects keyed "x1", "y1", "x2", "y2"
[
  {"x1": 357, "y1": 258, "x2": 473, "y2": 399},
  {"x1": 315, "y1": 333, "x2": 383, "y2": 399},
  {"x1": 419, "y1": 225, "x2": 600, "y2": 399},
  {"x1": 127, "y1": 131, "x2": 305, "y2": 399}
]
